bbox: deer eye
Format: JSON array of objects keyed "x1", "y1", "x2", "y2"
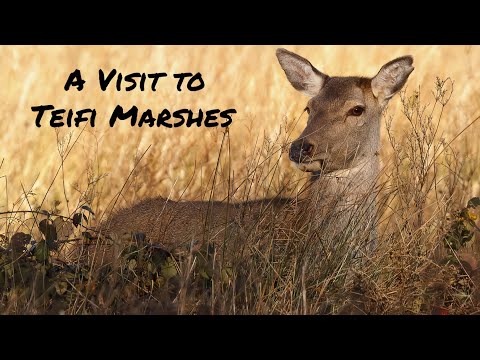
[
  {"x1": 349, "y1": 106, "x2": 364, "y2": 116},
  {"x1": 304, "y1": 107, "x2": 310, "y2": 114}
]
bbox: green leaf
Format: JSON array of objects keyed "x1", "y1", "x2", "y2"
[
  {"x1": 55, "y1": 281, "x2": 68, "y2": 295},
  {"x1": 194, "y1": 242, "x2": 215, "y2": 280},
  {"x1": 467, "y1": 197, "x2": 480, "y2": 208},
  {"x1": 221, "y1": 266, "x2": 233, "y2": 284},
  {"x1": 160, "y1": 256, "x2": 177, "y2": 280},
  {"x1": 128, "y1": 258, "x2": 137, "y2": 271},
  {"x1": 35, "y1": 240, "x2": 49, "y2": 263},
  {"x1": 148, "y1": 245, "x2": 170, "y2": 268},
  {"x1": 72, "y1": 213, "x2": 83, "y2": 228},
  {"x1": 38, "y1": 219, "x2": 58, "y2": 250},
  {"x1": 81, "y1": 205, "x2": 95, "y2": 215},
  {"x1": 198, "y1": 268, "x2": 211, "y2": 280}
]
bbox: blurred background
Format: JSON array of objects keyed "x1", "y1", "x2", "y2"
[{"x1": 1, "y1": 45, "x2": 479, "y2": 217}]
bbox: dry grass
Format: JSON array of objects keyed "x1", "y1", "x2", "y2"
[{"x1": 1, "y1": 45, "x2": 480, "y2": 314}]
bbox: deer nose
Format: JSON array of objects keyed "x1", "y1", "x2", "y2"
[{"x1": 289, "y1": 141, "x2": 314, "y2": 162}]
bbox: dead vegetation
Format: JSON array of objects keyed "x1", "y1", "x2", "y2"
[{"x1": 1, "y1": 45, "x2": 480, "y2": 314}]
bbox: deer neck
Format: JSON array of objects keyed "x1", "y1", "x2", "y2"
[{"x1": 303, "y1": 153, "x2": 380, "y2": 212}]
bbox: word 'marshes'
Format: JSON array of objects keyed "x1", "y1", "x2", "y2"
[{"x1": 32, "y1": 105, "x2": 235, "y2": 128}]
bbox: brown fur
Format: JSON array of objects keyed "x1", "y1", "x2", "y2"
[{"x1": 94, "y1": 49, "x2": 414, "y2": 262}]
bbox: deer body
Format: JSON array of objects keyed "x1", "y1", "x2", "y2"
[{"x1": 99, "y1": 49, "x2": 414, "y2": 260}]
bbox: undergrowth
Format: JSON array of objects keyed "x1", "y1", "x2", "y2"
[{"x1": 1, "y1": 78, "x2": 480, "y2": 315}]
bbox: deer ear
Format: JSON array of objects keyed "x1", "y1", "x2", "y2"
[
  {"x1": 371, "y1": 55, "x2": 414, "y2": 103},
  {"x1": 276, "y1": 48, "x2": 328, "y2": 97}
]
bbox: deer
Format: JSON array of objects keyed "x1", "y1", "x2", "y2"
[{"x1": 93, "y1": 48, "x2": 414, "y2": 265}]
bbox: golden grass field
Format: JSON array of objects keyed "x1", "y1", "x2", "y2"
[
  {"x1": 1, "y1": 45, "x2": 480, "y2": 314},
  {"x1": 1, "y1": 45, "x2": 479, "y2": 216}
]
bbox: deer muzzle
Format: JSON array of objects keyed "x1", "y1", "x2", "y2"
[{"x1": 290, "y1": 139, "x2": 329, "y2": 172}]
